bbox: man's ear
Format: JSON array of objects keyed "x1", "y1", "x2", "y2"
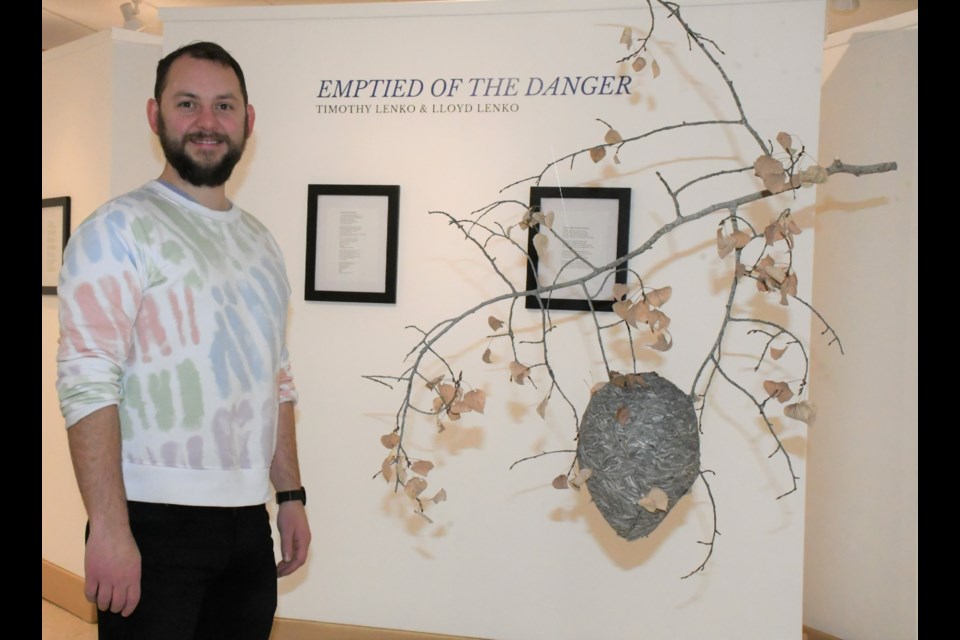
[
  {"x1": 147, "y1": 98, "x2": 161, "y2": 135},
  {"x1": 245, "y1": 103, "x2": 256, "y2": 137}
]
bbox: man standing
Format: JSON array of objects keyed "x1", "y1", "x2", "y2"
[{"x1": 56, "y1": 42, "x2": 310, "y2": 639}]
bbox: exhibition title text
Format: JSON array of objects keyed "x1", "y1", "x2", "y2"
[{"x1": 316, "y1": 76, "x2": 633, "y2": 99}]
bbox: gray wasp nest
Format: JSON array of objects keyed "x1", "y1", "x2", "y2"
[{"x1": 577, "y1": 372, "x2": 700, "y2": 540}]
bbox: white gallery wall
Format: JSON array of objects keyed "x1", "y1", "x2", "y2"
[
  {"x1": 41, "y1": 29, "x2": 162, "y2": 577},
  {"x1": 158, "y1": 2, "x2": 822, "y2": 638},
  {"x1": 805, "y1": 11, "x2": 918, "y2": 640}
]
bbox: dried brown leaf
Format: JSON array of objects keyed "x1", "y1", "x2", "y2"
[
  {"x1": 732, "y1": 230, "x2": 752, "y2": 249},
  {"x1": 610, "y1": 371, "x2": 645, "y2": 389},
  {"x1": 770, "y1": 346, "x2": 786, "y2": 360},
  {"x1": 405, "y1": 477, "x2": 427, "y2": 499},
  {"x1": 763, "y1": 380, "x2": 794, "y2": 403},
  {"x1": 647, "y1": 309, "x2": 671, "y2": 334},
  {"x1": 463, "y1": 389, "x2": 486, "y2": 414},
  {"x1": 776, "y1": 131, "x2": 793, "y2": 152},
  {"x1": 437, "y1": 383, "x2": 458, "y2": 405},
  {"x1": 628, "y1": 300, "x2": 650, "y2": 325},
  {"x1": 569, "y1": 468, "x2": 593, "y2": 490},
  {"x1": 411, "y1": 460, "x2": 434, "y2": 476},
  {"x1": 784, "y1": 400, "x2": 817, "y2": 425},
  {"x1": 604, "y1": 129, "x2": 624, "y2": 145},
  {"x1": 590, "y1": 382, "x2": 607, "y2": 396},
  {"x1": 620, "y1": 26, "x2": 633, "y2": 48},
  {"x1": 425, "y1": 375, "x2": 443, "y2": 390},
  {"x1": 533, "y1": 232, "x2": 549, "y2": 254},
  {"x1": 754, "y1": 154, "x2": 783, "y2": 178},
  {"x1": 637, "y1": 487, "x2": 669, "y2": 512},
  {"x1": 381, "y1": 455, "x2": 396, "y2": 484},
  {"x1": 536, "y1": 395, "x2": 549, "y2": 419},
  {"x1": 766, "y1": 176, "x2": 789, "y2": 194},
  {"x1": 763, "y1": 263, "x2": 788, "y2": 284},
  {"x1": 632, "y1": 56, "x2": 647, "y2": 72},
  {"x1": 613, "y1": 153, "x2": 621, "y2": 165},
  {"x1": 645, "y1": 286, "x2": 672, "y2": 308},
  {"x1": 488, "y1": 316, "x2": 504, "y2": 331},
  {"x1": 779, "y1": 272, "x2": 798, "y2": 305},
  {"x1": 754, "y1": 154, "x2": 788, "y2": 193},
  {"x1": 431, "y1": 488, "x2": 447, "y2": 504},
  {"x1": 589, "y1": 146, "x2": 607, "y2": 163},
  {"x1": 612, "y1": 282, "x2": 630, "y2": 301},
  {"x1": 764, "y1": 221, "x2": 782, "y2": 246},
  {"x1": 735, "y1": 262, "x2": 747, "y2": 278},
  {"x1": 629, "y1": 373, "x2": 646, "y2": 387},
  {"x1": 798, "y1": 164, "x2": 828, "y2": 187},
  {"x1": 432, "y1": 397, "x2": 444, "y2": 413},
  {"x1": 648, "y1": 333, "x2": 672, "y2": 352},
  {"x1": 612, "y1": 300, "x2": 633, "y2": 324},
  {"x1": 716, "y1": 228, "x2": 737, "y2": 259},
  {"x1": 381, "y1": 433, "x2": 400, "y2": 449},
  {"x1": 482, "y1": 348, "x2": 493, "y2": 364},
  {"x1": 509, "y1": 361, "x2": 531, "y2": 385},
  {"x1": 651, "y1": 59, "x2": 661, "y2": 78},
  {"x1": 518, "y1": 209, "x2": 534, "y2": 231},
  {"x1": 616, "y1": 406, "x2": 630, "y2": 425},
  {"x1": 552, "y1": 475, "x2": 569, "y2": 490}
]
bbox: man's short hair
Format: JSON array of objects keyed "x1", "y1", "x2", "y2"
[{"x1": 154, "y1": 41, "x2": 249, "y2": 104}]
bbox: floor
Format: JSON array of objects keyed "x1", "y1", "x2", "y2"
[{"x1": 42, "y1": 599, "x2": 97, "y2": 640}]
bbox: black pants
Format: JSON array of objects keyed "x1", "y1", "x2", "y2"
[{"x1": 95, "y1": 502, "x2": 277, "y2": 640}]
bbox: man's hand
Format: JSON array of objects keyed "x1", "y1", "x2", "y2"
[
  {"x1": 67, "y1": 407, "x2": 141, "y2": 615},
  {"x1": 276, "y1": 501, "x2": 311, "y2": 577},
  {"x1": 85, "y1": 524, "x2": 141, "y2": 616}
]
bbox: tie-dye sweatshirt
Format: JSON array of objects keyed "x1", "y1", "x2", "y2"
[{"x1": 56, "y1": 180, "x2": 297, "y2": 507}]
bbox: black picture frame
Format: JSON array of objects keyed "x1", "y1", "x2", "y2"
[
  {"x1": 42, "y1": 196, "x2": 71, "y2": 296},
  {"x1": 305, "y1": 184, "x2": 400, "y2": 304},
  {"x1": 525, "y1": 187, "x2": 631, "y2": 312}
]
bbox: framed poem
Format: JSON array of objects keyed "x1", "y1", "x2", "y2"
[
  {"x1": 305, "y1": 184, "x2": 400, "y2": 303},
  {"x1": 42, "y1": 196, "x2": 71, "y2": 296},
  {"x1": 525, "y1": 187, "x2": 631, "y2": 312}
]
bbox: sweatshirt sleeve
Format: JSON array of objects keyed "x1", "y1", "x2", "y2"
[
  {"x1": 56, "y1": 205, "x2": 146, "y2": 428},
  {"x1": 277, "y1": 350, "x2": 298, "y2": 405}
]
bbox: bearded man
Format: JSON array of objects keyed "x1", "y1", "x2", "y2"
[{"x1": 56, "y1": 41, "x2": 310, "y2": 640}]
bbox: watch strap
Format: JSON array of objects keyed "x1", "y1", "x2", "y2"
[{"x1": 276, "y1": 486, "x2": 307, "y2": 506}]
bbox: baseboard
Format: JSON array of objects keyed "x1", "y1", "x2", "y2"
[
  {"x1": 41, "y1": 559, "x2": 97, "y2": 623},
  {"x1": 803, "y1": 625, "x2": 844, "y2": 640},
  {"x1": 270, "y1": 618, "x2": 484, "y2": 640}
]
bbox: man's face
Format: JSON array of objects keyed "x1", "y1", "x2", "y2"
[{"x1": 152, "y1": 56, "x2": 252, "y2": 187}]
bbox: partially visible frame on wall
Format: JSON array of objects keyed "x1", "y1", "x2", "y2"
[
  {"x1": 525, "y1": 187, "x2": 631, "y2": 312},
  {"x1": 42, "y1": 196, "x2": 71, "y2": 296},
  {"x1": 305, "y1": 184, "x2": 400, "y2": 303}
]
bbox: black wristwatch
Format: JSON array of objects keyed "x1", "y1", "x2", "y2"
[{"x1": 276, "y1": 486, "x2": 307, "y2": 506}]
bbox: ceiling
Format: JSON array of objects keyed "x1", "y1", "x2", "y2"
[{"x1": 41, "y1": 0, "x2": 917, "y2": 52}]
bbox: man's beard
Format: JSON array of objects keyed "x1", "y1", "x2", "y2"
[{"x1": 157, "y1": 114, "x2": 247, "y2": 188}]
